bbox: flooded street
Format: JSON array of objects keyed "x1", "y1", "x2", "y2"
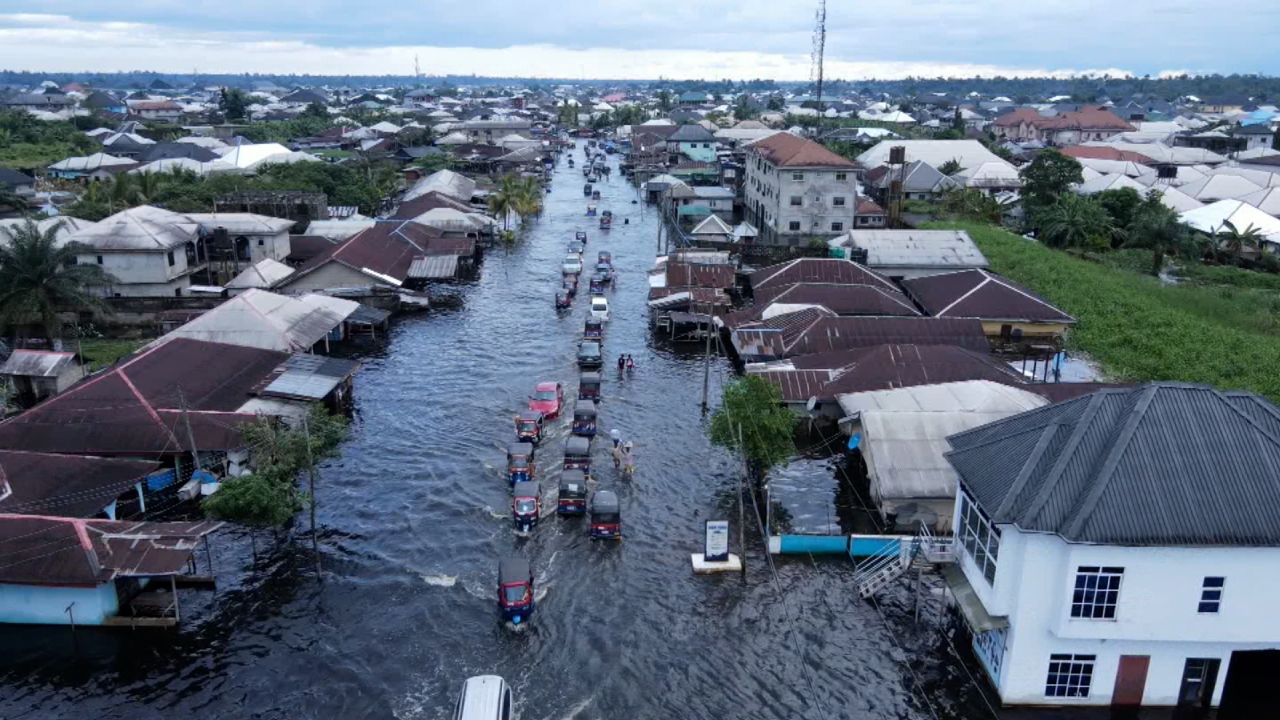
[{"x1": 0, "y1": 153, "x2": 1004, "y2": 720}]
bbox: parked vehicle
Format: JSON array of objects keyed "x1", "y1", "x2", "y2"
[
  {"x1": 514, "y1": 410, "x2": 544, "y2": 444},
  {"x1": 555, "y1": 290, "x2": 571, "y2": 311},
  {"x1": 563, "y1": 434, "x2": 592, "y2": 473},
  {"x1": 512, "y1": 481, "x2": 541, "y2": 536},
  {"x1": 571, "y1": 400, "x2": 598, "y2": 437},
  {"x1": 576, "y1": 340, "x2": 603, "y2": 369},
  {"x1": 507, "y1": 442, "x2": 534, "y2": 485},
  {"x1": 453, "y1": 675, "x2": 513, "y2": 720},
  {"x1": 575, "y1": 231, "x2": 588, "y2": 244},
  {"x1": 583, "y1": 183, "x2": 592, "y2": 196},
  {"x1": 562, "y1": 255, "x2": 583, "y2": 275},
  {"x1": 578, "y1": 371, "x2": 602, "y2": 401},
  {"x1": 497, "y1": 558, "x2": 534, "y2": 625},
  {"x1": 583, "y1": 317, "x2": 604, "y2": 341},
  {"x1": 589, "y1": 296, "x2": 610, "y2": 323},
  {"x1": 556, "y1": 470, "x2": 589, "y2": 515},
  {"x1": 590, "y1": 490, "x2": 621, "y2": 540},
  {"x1": 528, "y1": 381, "x2": 563, "y2": 418}
]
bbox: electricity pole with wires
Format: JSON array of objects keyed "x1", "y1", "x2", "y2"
[
  {"x1": 735, "y1": 422, "x2": 748, "y2": 578},
  {"x1": 301, "y1": 414, "x2": 320, "y2": 570}
]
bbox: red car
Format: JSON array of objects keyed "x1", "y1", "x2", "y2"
[{"x1": 528, "y1": 381, "x2": 564, "y2": 418}]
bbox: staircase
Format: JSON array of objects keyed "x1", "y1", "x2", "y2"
[{"x1": 852, "y1": 523, "x2": 956, "y2": 599}]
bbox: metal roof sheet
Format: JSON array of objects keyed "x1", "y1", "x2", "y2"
[
  {"x1": 947, "y1": 383, "x2": 1280, "y2": 546},
  {"x1": 0, "y1": 350, "x2": 77, "y2": 378}
]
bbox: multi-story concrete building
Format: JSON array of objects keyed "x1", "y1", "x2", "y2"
[
  {"x1": 743, "y1": 133, "x2": 858, "y2": 246},
  {"x1": 943, "y1": 384, "x2": 1280, "y2": 715}
]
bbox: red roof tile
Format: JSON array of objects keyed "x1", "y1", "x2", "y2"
[{"x1": 748, "y1": 133, "x2": 856, "y2": 169}]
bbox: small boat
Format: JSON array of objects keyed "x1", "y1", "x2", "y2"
[
  {"x1": 498, "y1": 558, "x2": 534, "y2": 625},
  {"x1": 557, "y1": 470, "x2": 588, "y2": 515},
  {"x1": 590, "y1": 490, "x2": 621, "y2": 540},
  {"x1": 512, "y1": 481, "x2": 541, "y2": 536}
]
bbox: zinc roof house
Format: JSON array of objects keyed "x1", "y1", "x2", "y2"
[
  {"x1": 1179, "y1": 200, "x2": 1280, "y2": 248},
  {"x1": 47, "y1": 152, "x2": 136, "y2": 181},
  {"x1": 66, "y1": 206, "x2": 204, "y2": 297},
  {"x1": 857, "y1": 140, "x2": 1005, "y2": 173},
  {"x1": 0, "y1": 450, "x2": 159, "y2": 519},
  {"x1": 0, "y1": 350, "x2": 83, "y2": 408},
  {"x1": 902, "y1": 269, "x2": 1075, "y2": 352},
  {"x1": 743, "y1": 133, "x2": 859, "y2": 245},
  {"x1": 0, "y1": 514, "x2": 221, "y2": 626},
  {"x1": 940, "y1": 383, "x2": 1280, "y2": 712},
  {"x1": 837, "y1": 229, "x2": 989, "y2": 280},
  {"x1": 150, "y1": 289, "x2": 358, "y2": 353}
]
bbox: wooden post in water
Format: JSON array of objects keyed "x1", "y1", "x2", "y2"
[
  {"x1": 736, "y1": 422, "x2": 747, "y2": 579},
  {"x1": 302, "y1": 414, "x2": 320, "y2": 571},
  {"x1": 700, "y1": 302, "x2": 712, "y2": 416}
]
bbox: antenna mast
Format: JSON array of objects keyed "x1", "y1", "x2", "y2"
[
  {"x1": 810, "y1": 0, "x2": 827, "y2": 134},
  {"x1": 414, "y1": 55, "x2": 422, "y2": 80}
]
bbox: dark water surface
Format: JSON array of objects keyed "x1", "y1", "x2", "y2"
[{"x1": 1, "y1": 151, "x2": 1016, "y2": 720}]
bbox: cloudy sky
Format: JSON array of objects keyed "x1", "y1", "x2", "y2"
[{"x1": 0, "y1": 2, "x2": 1276, "y2": 80}]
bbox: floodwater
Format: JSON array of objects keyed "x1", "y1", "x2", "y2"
[{"x1": 2, "y1": 150, "x2": 1047, "y2": 720}]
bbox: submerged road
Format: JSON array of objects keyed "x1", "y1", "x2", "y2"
[{"x1": 0, "y1": 150, "x2": 1008, "y2": 720}]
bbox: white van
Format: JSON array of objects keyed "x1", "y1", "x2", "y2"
[{"x1": 454, "y1": 675, "x2": 512, "y2": 720}]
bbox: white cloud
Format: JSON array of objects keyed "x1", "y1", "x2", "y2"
[{"x1": 0, "y1": 15, "x2": 1152, "y2": 80}]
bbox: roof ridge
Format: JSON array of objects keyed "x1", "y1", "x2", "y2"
[
  {"x1": 1061, "y1": 385, "x2": 1159, "y2": 539},
  {"x1": 993, "y1": 423, "x2": 1060, "y2": 521},
  {"x1": 936, "y1": 276, "x2": 989, "y2": 316},
  {"x1": 1019, "y1": 392, "x2": 1110, "y2": 524}
]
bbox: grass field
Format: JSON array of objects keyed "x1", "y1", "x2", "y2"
[
  {"x1": 930, "y1": 222, "x2": 1280, "y2": 401},
  {"x1": 76, "y1": 338, "x2": 146, "y2": 369}
]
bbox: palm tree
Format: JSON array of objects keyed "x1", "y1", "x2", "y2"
[
  {"x1": 486, "y1": 181, "x2": 514, "y2": 232},
  {"x1": 1214, "y1": 220, "x2": 1264, "y2": 265},
  {"x1": 0, "y1": 220, "x2": 116, "y2": 343},
  {"x1": 1125, "y1": 192, "x2": 1197, "y2": 276},
  {"x1": 1038, "y1": 194, "x2": 1112, "y2": 250},
  {"x1": 0, "y1": 186, "x2": 25, "y2": 216}
]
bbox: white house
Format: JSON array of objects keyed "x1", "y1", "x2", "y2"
[
  {"x1": 68, "y1": 206, "x2": 205, "y2": 297},
  {"x1": 743, "y1": 132, "x2": 858, "y2": 245},
  {"x1": 942, "y1": 383, "x2": 1280, "y2": 714}
]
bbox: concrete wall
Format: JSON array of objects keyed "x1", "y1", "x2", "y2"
[
  {"x1": 950, "y1": 504, "x2": 1280, "y2": 706},
  {"x1": 744, "y1": 154, "x2": 857, "y2": 245},
  {"x1": 279, "y1": 262, "x2": 383, "y2": 293},
  {"x1": 78, "y1": 245, "x2": 198, "y2": 292},
  {"x1": 0, "y1": 582, "x2": 118, "y2": 625}
]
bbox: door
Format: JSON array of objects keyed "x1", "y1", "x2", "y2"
[
  {"x1": 1112, "y1": 655, "x2": 1150, "y2": 707},
  {"x1": 1179, "y1": 658, "x2": 1220, "y2": 709}
]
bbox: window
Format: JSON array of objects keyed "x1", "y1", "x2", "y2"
[
  {"x1": 174, "y1": 287, "x2": 183, "y2": 297},
  {"x1": 832, "y1": 196, "x2": 847, "y2": 207},
  {"x1": 257, "y1": 238, "x2": 264, "y2": 246},
  {"x1": 96, "y1": 255, "x2": 104, "y2": 265},
  {"x1": 167, "y1": 250, "x2": 176, "y2": 267},
  {"x1": 789, "y1": 196, "x2": 802, "y2": 207},
  {"x1": 958, "y1": 489, "x2": 1000, "y2": 584},
  {"x1": 1071, "y1": 567, "x2": 1124, "y2": 619},
  {"x1": 792, "y1": 172, "x2": 804, "y2": 181},
  {"x1": 1045, "y1": 654, "x2": 1095, "y2": 698},
  {"x1": 788, "y1": 221, "x2": 801, "y2": 232},
  {"x1": 973, "y1": 628, "x2": 1006, "y2": 681},
  {"x1": 835, "y1": 172, "x2": 848, "y2": 181},
  {"x1": 831, "y1": 222, "x2": 844, "y2": 232},
  {"x1": 1198, "y1": 576, "x2": 1225, "y2": 613}
]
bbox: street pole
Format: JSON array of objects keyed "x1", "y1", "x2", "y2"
[
  {"x1": 736, "y1": 422, "x2": 747, "y2": 579},
  {"x1": 177, "y1": 388, "x2": 202, "y2": 472},
  {"x1": 700, "y1": 303, "x2": 712, "y2": 416},
  {"x1": 302, "y1": 414, "x2": 319, "y2": 569}
]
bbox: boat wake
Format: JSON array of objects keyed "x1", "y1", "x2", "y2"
[{"x1": 419, "y1": 573, "x2": 458, "y2": 588}]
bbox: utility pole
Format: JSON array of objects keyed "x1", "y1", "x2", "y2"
[
  {"x1": 177, "y1": 388, "x2": 202, "y2": 472},
  {"x1": 700, "y1": 302, "x2": 713, "y2": 415},
  {"x1": 302, "y1": 414, "x2": 320, "y2": 568},
  {"x1": 735, "y1": 422, "x2": 748, "y2": 578}
]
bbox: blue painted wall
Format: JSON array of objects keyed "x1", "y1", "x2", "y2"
[{"x1": 0, "y1": 582, "x2": 118, "y2": 625}]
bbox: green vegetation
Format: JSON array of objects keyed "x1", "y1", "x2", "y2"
[
  {"x1": 1019, "y1": 150, "x2": 1083, "y2": 229},
  {"x1": 204, "y1": 405, "x2": 348, "y2": 528},
  {"x1": 930, "y1": 221, "x2": 1280, "y2": 401},
  {"x1": 708, "y1": 376, "x2": 797, "y2": 474},
  {"x1": 1038, "y1": 194, "x2": 1112, "y2": 251},
  {"x1": 0, "y1": 219, "x2": 115, "y2": 342},
  {"x1": 0, "y1": 110, "x2": 95, "y2": 170},
  {"x1": 76, "y1": 337, "x2": 144, "y2": 368}
]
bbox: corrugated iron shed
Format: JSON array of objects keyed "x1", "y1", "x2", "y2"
[{"x1": 0, "y1": 350, "x2": 77, "y2": 378}]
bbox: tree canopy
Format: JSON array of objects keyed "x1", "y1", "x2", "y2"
[
  {"x1": 0, "y1": 219, "x2": 116, "y2": 341},
  {"x1": 708, "y1": 376, "x2": 796, "y2": 474},
  {"x1": 1020, "y1": 150, "x2": 1083, "y2": 228}
]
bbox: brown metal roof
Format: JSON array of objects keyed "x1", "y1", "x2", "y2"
[
  {"x1": 292, "y1": 220, "x2": 446, "y2": 284},
  {"x1": 786, "y1": 316, "x2": 990, "y2": 358},
  {"x1": 748, "y1": 133, "x2": 856, "y2": 169},
  {"x1": 817, "y1": 344, "x2": 1026, "y2": 398},
  {"x1": 0, "y1": 339, "x2": 287, "y2": 456},
  {"x1": 0, "y1": 451, "x2": 159, "y2": 518},
  {"x1": 746, "y1": 369, "x2": 838, "y2": 403},
  {"x1": 665, "y1": 261, "x2": 735, "y2": 289},
  {"x1": 749, "y1": 258, "x2": 898, "y2": 294},
  {"x1": 902, "y1": 269, "x2": 1075, "y2": 323},
  {"x1": 390, "y1": 190, "x2": 475, "y2": 219},
  {"x1": 754, "y1": 283, "x2": 920, "y2": 317},
  {"x1": 0, "y1": 514, "x2": 222, "y2": 586}
]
